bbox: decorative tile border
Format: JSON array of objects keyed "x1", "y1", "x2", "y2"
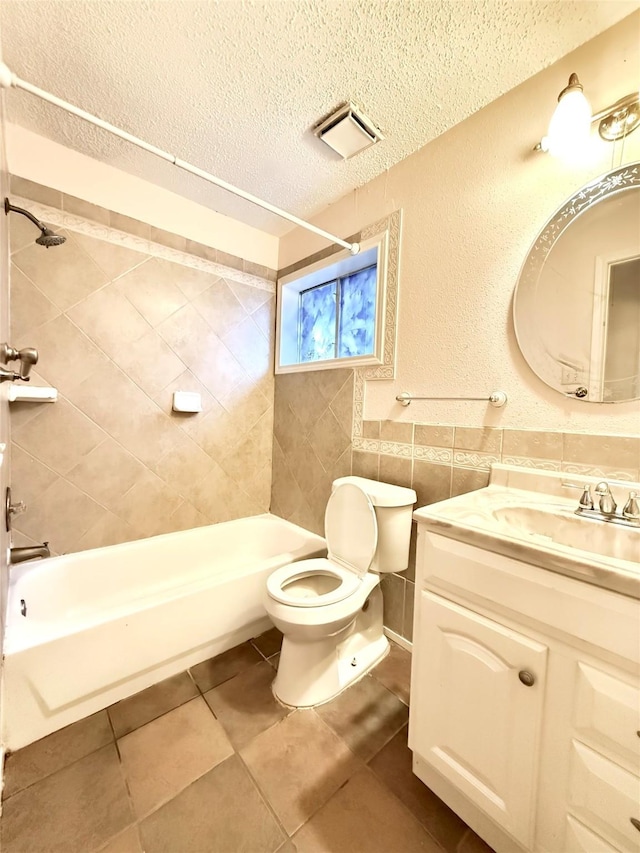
[
  {"x1": 501, "y1": 455, "x2": 561, "y2": 472},
  {"x1": 14, "y1": 197, "x2": 275, "y2": 293},
  {"x1": 560, "y1": 463, "x2": 636, "y2": 481},
  {"x1": 453, "y1": 450, "x2": 501, "y2": 471},
  {"x1": 413, "y1": 445, "x2": 453, "y2": 465}
]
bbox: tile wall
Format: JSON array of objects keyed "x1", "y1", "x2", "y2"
[
  {"x1": 272, "y1": 369, "x2": 640, "y2": 645},
  {"x1": 8, "y1": 179, "x2": 277, "y2": 555}
]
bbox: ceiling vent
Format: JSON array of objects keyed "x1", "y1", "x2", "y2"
[{"x1": 315, "y1": 102, "x2": 384, "y2": 159}]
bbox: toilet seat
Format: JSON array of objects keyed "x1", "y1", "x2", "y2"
[
  {"x1": 266, "y1": 558, "x2": 362, "y2": 607},
  {"x1": 266, "y1": 483, "x2": 378, "y2": 609}
]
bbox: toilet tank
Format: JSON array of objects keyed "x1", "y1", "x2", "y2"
[{"x1": 332, "y1": 476, "x2": 416, "y2": 573}]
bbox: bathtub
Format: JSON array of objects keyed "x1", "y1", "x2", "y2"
[{"x1": 2, "y1": 514, "x2": 326, "y2": 750}]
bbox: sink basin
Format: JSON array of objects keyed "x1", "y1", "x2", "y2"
[
  {"x1": 492, "y1": 506, "x2": 640, "y2": 564},
  {"x1": 413, "y1": 463, "x2": 640, "y2": 598}
]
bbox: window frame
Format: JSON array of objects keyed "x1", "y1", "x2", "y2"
[{"x1": 276, "y1": 228, "x2": 392, "y2": 375}]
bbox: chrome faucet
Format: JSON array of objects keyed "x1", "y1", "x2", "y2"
[
  {"x1": 594, "y1": 482, "x2": 617, "y2": 515},
  {"x1": 10, "y1": 542, "x2": 50, "y2": 564},
  {"x1": 564, "y1": 480, "x2": 640, "y2": 527}
]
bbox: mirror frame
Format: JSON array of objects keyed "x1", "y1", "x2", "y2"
[{"x1": 514, "y1": 161, "x2": 640, "y2": 403}]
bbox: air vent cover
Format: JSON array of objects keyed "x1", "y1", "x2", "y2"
[{"x1": 315, "y1": 102, "x2": 383, "y2": 159}]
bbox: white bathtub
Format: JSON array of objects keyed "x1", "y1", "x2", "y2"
[{"x1": 2, "y1": 514, "x2": 326, "y2": 750}]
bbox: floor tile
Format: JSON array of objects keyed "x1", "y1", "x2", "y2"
[
  {"x1": 269, "y1": 652, "x2": 280, "y2": 670},
  {"x1": 108, "y1": 672, "x2": 199, "y2": 737},
  {"x1": 315, "y1": 674, "x2": 408, "y2": 761},
  {"x1": 189, "y1": 641, "x2": 262, "y2": 691},
  {"x1": 292, "y1": 767, "x2": 441, "y2": 853},
  {"x1": 98, "y1": 825, "x2": 144, "y2": 853},
  {"x1": 251, "y1": 626, "x2": 283, "y2": 658},
  {"x1": 204, "y1": 660, "x2": 290, "y2": 747},
  {"x1": 372, "y1": 640, "x2": 412, "y2": 705},
  {"x1": 1, "y1": 744, "x2": 133, "y2": 853},
  {"x1": 118, "y1": 696, "x2": 233, "y2": 818},
  {"x1": 369, "y1": 725, "x2": 468, "y2": 852},
  {"x1": 240, "y1": 710, "x2": 361, "y2": 835},
  {"x1": 3, "y1": 710, "x2": 113, "y2": 799},
  {"x1": 140, "y1": 755, "x2": 285, "y2": 853}
]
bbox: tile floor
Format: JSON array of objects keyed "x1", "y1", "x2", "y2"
[{"x1": 1, "y1": 630, "x2": 494, "y2": 853}]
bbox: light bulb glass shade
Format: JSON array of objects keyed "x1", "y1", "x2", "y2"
[{"x1": 546, "y1": 87, "x2": 592, "y2": 158}]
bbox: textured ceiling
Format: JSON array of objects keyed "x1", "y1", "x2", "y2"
[{"x1": 1, "y1": 1, "x2": 638, "y2": 235}]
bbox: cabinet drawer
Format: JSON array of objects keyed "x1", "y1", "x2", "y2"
[
  {"x1": 568, "y1": 740, "x2": 640, "y2": 853},
  {"x1": 574, "y1": 662, "x2": 640, "y2": 770},
  {"x1": 564, "y1": 815, "x2": 624, "y2": 853}
]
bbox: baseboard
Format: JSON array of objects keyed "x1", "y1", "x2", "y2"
[{"x1": 383, "y1": 627, "x2": 412, "y2": 653}]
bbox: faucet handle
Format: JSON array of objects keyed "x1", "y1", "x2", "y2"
[
  {"x1": 577, "y1": 485, "x2": 594, "y2": 510},
  {"x1": 622, "y1": 491, "x2": 640, "y2": 522},
  {"x1": 595, "y1": 482, "x2": 617, "y2": 515}
]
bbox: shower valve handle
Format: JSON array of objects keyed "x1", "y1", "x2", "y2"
[{"x1": 0, "y1": 343, "x2": 38, "y2": 379}]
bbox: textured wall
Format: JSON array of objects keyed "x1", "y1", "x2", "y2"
[
  {"x1": 278, "y1": 15, "x2": 640, "y2": 435},
  {"x1": 9, "y1": 194, "x2": 275, "y2": 556}
]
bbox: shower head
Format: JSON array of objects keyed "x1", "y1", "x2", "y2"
[
  {"x1": 4, "y1": 197, "x2": 66, "y2": 248},
  {"x1": 36, "y1": 228, "x2": 66, "y2": 247}
]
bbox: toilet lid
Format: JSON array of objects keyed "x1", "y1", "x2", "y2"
[{"x1": 325, "y1": 483, "x2": 377, "y2": 577}]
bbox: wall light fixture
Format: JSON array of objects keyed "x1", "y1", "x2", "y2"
[{"x1": 536, "y1": 72, "x2": 640, "y2": 157}]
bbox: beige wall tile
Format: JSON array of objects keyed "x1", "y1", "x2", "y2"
[
  {"x1": 148, "y1": 226, "x2": 187, "y2": 252},
  {"x1": 362, "y1": 420, "x2": 380, "y2": 439},
  {"x1": 380, "y1": 574, "x2": 405, "y2": 635},
  {"x1": 251, "y1": 297, "x2": 276, "y2": 340},
  {"x1": 454, "y1": 427, "x2": 502, "y2": 454},
  {"x1": 74, "y1": 513, "x2": 145, "y2": 552},
  {"x1": 67, "y1": 283, "x2": 151, "y2": 360},
  {"x1": 117, "y1": 258, "x2": 189, "y2": 327},
  {"x1": 10, "y1": 176, "x2": 61, "y2": 207},
  {"x1": 411, "y1": 459, "x2": 451, "y2": 507},
  {"x1": 216, "y1": 250, "x2": 243, "y2": 272},
  {"x1": 24, "y1": 314, "x2": 109, "y2": 398},
  {"x1": 16, "y1": 477, "x2": 105, "y2": 554},
  {"x1": 227, "y1": 279, "x2": 273, "y2": 313},
  {"x1": 451, "y1": 466, "x2": 490, "y2": 497},
  {"x1": 309, "y1": 408, "x2": 351, "y2": 471},
  {"x1": 222, "y1": 315, "x2": 271, "y2": 381},
  {"x1": 13, "y1": 231, "x2": 108, "y2": 311},
  {"x1": 380, "y1": 420, "x2": 414, "y2": 444},
  {"x1": 110, "y1": 211, "x2": 150, "y2": 239},
  {"x1": 403, "y1": 581, "x2": 415, "y2": 641},
  {"x1": 328, "y1": 375, "x2": 355, "y2": 435},
  {"x1": 62, "y1": 195, "x2": 110, "y2": 225},
  {"x1": 10, "y1": 444, "x2": 59, "y2": 508},
  {"x1": 65, "y1": 438, "x2": 146, "y2": 509},
  {"x1": 502, "y1": 429, "x2": 562, "y2": 460},
  {"x1": 311, "y1": 368, "x2": 354, "y2": 405},
  {"x1": 352, "y1": 450, "x2": 379, "y2": 480},
  {"x1": 562, "y1": 432, "x2": 639, "y2": 470},
  {"x1": 170, "y1": 264, "x2": 219, "y2": 301},
  {"x1": 414, "y1": 424, "x2": 454, "y2": 448},
  {"x1": 9, "y1": 213, "x2": 39, "y2": 255},
  {"x1": 114, "y1": 330, "x2": 186, "y2": 397},
  {"x1": 13, "y1": 398, "x2": 106, "y2": 476},
  {"x1": 154, "y1": 439, "x2": 216, "y2": 498},
  {"x1": 10, "y1": 265, "x2": 60, "y2": 340},
  {"x1": 379, "y1": 454, "x2": 412, "y2": 489},
  {"x1": 71, "y1": 232, "x2": 146, "y2": 281},
  {"x1": 114, "y1": 471, "x2": 184, "y2": 538},
  {"x1": 192, "y1": 278, "x2": 247, "y2": 336},
  {"x1": 168, "y1": 501, "x2": 209, "y2": 532}
]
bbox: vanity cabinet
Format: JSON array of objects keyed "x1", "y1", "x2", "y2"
[{"x1": 409, "y1": 528, "x2": 640, "y2": 853}]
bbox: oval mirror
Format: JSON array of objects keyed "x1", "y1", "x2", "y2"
[{"x1": 514, "y1": 162, "x2": 640, "y2": 403}]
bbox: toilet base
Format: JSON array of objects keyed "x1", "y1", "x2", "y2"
[{"x1": 272, "y1": 586, "x2": 389, "y2": 708}]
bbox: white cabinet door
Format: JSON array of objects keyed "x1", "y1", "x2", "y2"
[{"x1": 410, "y1": 591, "x2": 548, "y2": 849}]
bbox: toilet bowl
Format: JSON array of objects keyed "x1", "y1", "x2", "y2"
[{"x1": 265, "y1": 476, "x2": 416, "y2": 708}]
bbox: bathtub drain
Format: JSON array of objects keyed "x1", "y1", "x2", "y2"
[{"x1": 20, "y1": 599, "x2": 26, "y2": 617}]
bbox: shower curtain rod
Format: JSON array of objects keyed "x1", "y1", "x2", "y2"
[{"x1": 0, "y1": 63, "x2": 360, "y2": 256}]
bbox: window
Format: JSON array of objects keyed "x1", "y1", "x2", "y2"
[{"x1": 276, "y1": 221, "x2": 398, "y2": 375}]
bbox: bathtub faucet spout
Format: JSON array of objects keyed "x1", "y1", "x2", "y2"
[{"x1": 10, "y1": 541, "x2": 50, "y2": 564}]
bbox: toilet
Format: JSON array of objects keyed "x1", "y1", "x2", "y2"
[{"x1": 265, "y1": 476, "x2": 416, "y2": 707}]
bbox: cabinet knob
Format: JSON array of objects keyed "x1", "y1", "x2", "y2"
[
  {"x1": 631, "y1": 817, "x2": 640, "y2": 833},
  {"x1": 518, "y1": 670, "x2": 535, "y2": 687}
]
